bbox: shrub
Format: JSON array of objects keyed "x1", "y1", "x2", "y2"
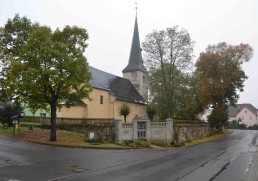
[
  {"x1": 134, "y1": 140, "x2": 150, "y2": 147},
  {"x1": 170, "y1": 141, "x2": 185, "y2": 147},
  {"x1": 151, "y1": 140, "x2": 170, "y2": 147},
  {"x1": 0, "y1": 103, "x2": 23, "y2": 127},
  {"x1": 170, "y1": 141, "x2": 175, "y2": 146},
  {"x1": 123, "y1": 140, "x2": 134, "y2": 146},
  {"x1": 174, "y1": 142, "x2": 185, "y2": 147},
  {"x1": 127, "y1": 140, "x2": 150, "y2": 148}
]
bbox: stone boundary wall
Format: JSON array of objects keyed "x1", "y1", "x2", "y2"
[
  {"x1": 85, "y1": 125, "x2": 115, "y2": 142},
  {"x1": 115, "y1": 117, "x2": 173, "y2": 143},
  {"x1": 121, "y1": 123, "x2": 134, "y2": 140},
  {"x1": 36, "y1": 124, "x2": 115, "y2": 143},
  {"x1": 33, "y1": 117, "x2": 209, "y2": 143},
  {"x1": 173, "y1": 124, "x2": 210, "y2": 143},
  {"x1": 150, "y1": 122, "x2": 167, "y2": 140},
  {"x1": 115, "y1": 117, "x2": 210, "y2": 143}
]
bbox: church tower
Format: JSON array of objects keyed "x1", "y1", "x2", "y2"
[{"x1": 122, "y1": 15, "x2": 148, "y2": 101}]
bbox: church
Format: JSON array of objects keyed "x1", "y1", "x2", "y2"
[
  {"x1": 55, "y1": 16, "x2": 148, "y2": 122},
  {"x1": 23, "y1": 16, "x2": 148, "y2": 122}
]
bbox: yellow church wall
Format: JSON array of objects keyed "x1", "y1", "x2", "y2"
[
  {"x1": 83, "y1": 88, "x2": 115, "y2": 118},
  {"x1": 113, "y1": 100, "x2": 146, "y2": 123},
  {"x1": 58, "y1": 88, "x2": 146, "y2": 122}
]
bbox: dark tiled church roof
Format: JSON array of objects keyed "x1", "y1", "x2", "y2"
[
  {"x1": 122, "y1": 17, "x2": 147, "y2": 74},
  {"x1": 89, "y1": 66, "x2": 146, "y2": 104}
]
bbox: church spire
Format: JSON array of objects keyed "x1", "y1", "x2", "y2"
[{"x1": 122, "y1": 14, "x2": 147, "y2": 74}]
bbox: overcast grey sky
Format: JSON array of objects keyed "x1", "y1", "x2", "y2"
[{"x1": 1, "y1": 0, "x2": 257, "y2": 107}]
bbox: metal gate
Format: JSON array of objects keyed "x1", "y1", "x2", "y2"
[{"x1": 137, "y1": 121, "x2": 146, "y2": 139}]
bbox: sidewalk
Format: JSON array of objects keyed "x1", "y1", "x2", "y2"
[{"x1": 244, "y1": 148, "x2": 258, "y2": 181}]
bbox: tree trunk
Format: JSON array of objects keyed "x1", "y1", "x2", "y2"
[
  {"x1": 50, "y1": 103, "x2": 57, "y2": 141},
  {"x1": 124, "y1": 115, "x2": 126, "y2": 123}
]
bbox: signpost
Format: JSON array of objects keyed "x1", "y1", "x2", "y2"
[{"x1": 11, "y1": 115, "x2": 22, "y2": 135}]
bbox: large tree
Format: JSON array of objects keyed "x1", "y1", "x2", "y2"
[
  {"x1": 0, "y1": 15, "x2": 92, "y2": 141},
  {"x1": 177, "y1": 73, "x2": 203, "y2": 120},
  {"x1": 195, "y1": 42, "x2": 253, "y2": 131},
  {"x1": 142, "y1": 26, "x2": 194, "y2": 118}
]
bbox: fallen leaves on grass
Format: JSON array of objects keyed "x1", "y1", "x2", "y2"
[{"x1": 17, "y1": 129, "x2": 86, "y2": 146}]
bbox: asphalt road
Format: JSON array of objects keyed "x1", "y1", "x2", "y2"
[{"x1": 0, "y1": 129, "x2": 257, "y2": 181}]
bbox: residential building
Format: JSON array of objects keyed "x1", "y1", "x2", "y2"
[
  {"x1": 23, "y1": 104, "x2": 50, "y2": 118},
  {"x1": 228, "y1": 104, "x2": 258, "y2": 127}
]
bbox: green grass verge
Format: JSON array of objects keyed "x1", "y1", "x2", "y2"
[
  {"x1": 185, "y1": 131, "x2": 232, "y2": 147},
  {"x1": 0, "y1": 125, "x2": 28, "y2": 136}
]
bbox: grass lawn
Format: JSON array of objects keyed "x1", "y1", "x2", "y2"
[{"x1": 0, "y1": 125, "x2": 28, "y2": 136}]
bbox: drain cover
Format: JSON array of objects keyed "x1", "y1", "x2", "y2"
[{"x1": 73, "y1": 168, "x2": 86, "y2": 173}]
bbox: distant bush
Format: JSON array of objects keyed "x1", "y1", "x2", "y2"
[
  {"x1": 238, "y1": 124, "x2": 247, "y2": 129},
  {"x1": 247, "y1": 124, "x2": 258, "y2": 130}
]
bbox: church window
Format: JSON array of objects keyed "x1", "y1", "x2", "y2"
[{"x1": 100, "y1": 95, "x2": 103, "y2": 104}]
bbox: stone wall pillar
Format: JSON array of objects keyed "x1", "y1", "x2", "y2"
[
  {"x1": 146, "y1": 119, "x2": 151, "y2": 142},
  {"x1": 133, "y1": 119, "x2": 138, "y2": 141},
  {"x1": 115, "y1": 119, "x2": 123, "y2": 143},
  {"x1": 166, "y1": 118, "x2": 173, "y2": 143}
]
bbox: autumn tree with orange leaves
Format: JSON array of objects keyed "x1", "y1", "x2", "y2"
[{"x1": 195, "y1": 42, "x2": 253, "y2": 132}]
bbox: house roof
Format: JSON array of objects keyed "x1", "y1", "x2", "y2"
[
  {"x1": 122, "y1": 17, "x2": 147, "y2": 74},
  {"x1": 228, "y1": 103, "x2": 258, "y2": 117},
  {"x1": 237, "y1": 104, "x2": 258, "y2": 115},
  {"x1": 89, "y1": 66, "x2": 146, "y2": 105},
  {"x1": 228, "y1": 106, "x2": 238, "y2": 117}
]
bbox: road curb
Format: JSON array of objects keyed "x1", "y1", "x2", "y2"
[{"x1": 245, "y1": 148, "x2": 258, "y2": 181}]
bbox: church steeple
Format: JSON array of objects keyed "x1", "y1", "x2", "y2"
[
  {"x1": 123, "y1": 12, "x2": 148, "y2": 101},
  {"x1": 122, "y1": 17, "x2": 147, "y2": 74}
]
